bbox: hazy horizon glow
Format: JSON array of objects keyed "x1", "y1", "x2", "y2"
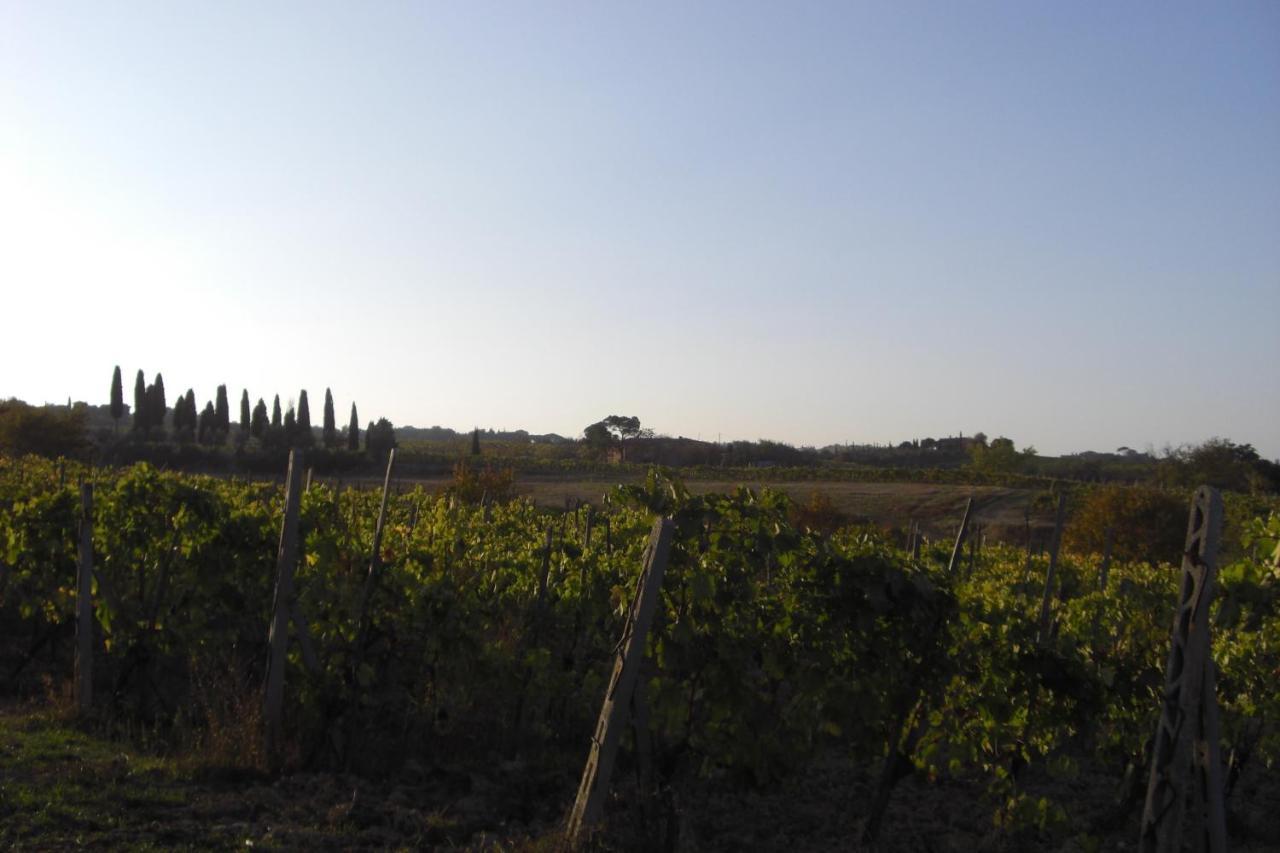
[{"x1": 2, "y1": 3, "x2": 1278, "y2": 457}]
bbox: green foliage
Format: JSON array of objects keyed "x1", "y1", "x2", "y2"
[
  {"x1": 969, "y1": 437, "x2": 1034, "y2": 474},
  {"x1": 445, "y1": 459, "x2": 514, "y2": 504},
  {"x1": 0, "y1": 400, "x2": 88, "y2": 459},
  {"x1": 789, "y1": 489, "x2": 845, "y2": 535},
  {"x1": 1159, "y1": 437, "x2": 1279, "y2": 494},
  {"x1": 366, "y1": 418, "x2": 395, "y2": 461},
  {"x1": 0, "y1": 458, "x2": 1275, "y2": 847},
  {"x1": 1063, "y1": 484, "x2": 1186, "y2": 564},
  {"x1": 584, "y1": 415, "x2": 651, "y2": 461}
]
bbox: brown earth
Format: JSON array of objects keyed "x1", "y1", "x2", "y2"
[{"x1": 340, "y1": 474, "x2": 1052, "y2": 544}]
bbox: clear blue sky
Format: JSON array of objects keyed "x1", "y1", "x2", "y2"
[{"x1": 2, "y1": 2, "x2": 1277, "y2": 457}]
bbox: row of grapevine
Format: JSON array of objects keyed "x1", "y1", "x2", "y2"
[{"x1": 1, "y1": 454, "x2": 1277, "y2": 847}]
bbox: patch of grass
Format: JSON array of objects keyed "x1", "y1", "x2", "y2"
[{"x1": 0, "y1": 708, "x2": 195, "y2": 849}]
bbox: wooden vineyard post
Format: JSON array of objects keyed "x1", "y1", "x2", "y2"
[
  {"x1": 1099, "y1": 526, "x2": 1115, "y2": 592},
  {"x1": 354, "y1": 448, "x2": 397, "y2": 650},
  {"x1": 946, "y1": 498, "x2": 973, "y2": 575},
  {"x1": 564, "y1": 518, "x2": 674, "y2": 849},
  {"x1": 537, "y1": 524, "x2": 554, "y2": 606},
  {"x1": 1139, "y1": 486, "x2": 1227, "y2": 853},
  {"x1": 265, "y1": 450, "x2": 304, "y2": 762},
  {"x1": 1036, "y1": 492, "x2": 1067, "y2": 644},
  {"x1": 407, "y1": 500, "x2": 420, "y2": 537},
  {"x1": 75, "y1": 483, "x2": 94, "y2": 714},
  {"x1": 1091, "y1": 526, "x2": 1117, "y2": 644}
]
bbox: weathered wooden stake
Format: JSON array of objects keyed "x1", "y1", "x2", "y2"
[
  {"x1": 1099, "y1": 526, "x2": 1114, "y2": 592},
  {"x1": 353, "y1": 448, "x2": 398, "y2": 661},
  {"x1": 265, "y1": 450, "x2": 304, "y2": 760},
  {"x1": 946, "y1": 498, "x2": 973, "y2": 575},
  {"x1": 564, "y1": 518, "x2": 674, "y2": 849},
  {"x1": 75, "y1": 483, "x2": 94, "y2": 713},
  {"x1": 537, "y1": 524, "x2": 554, "y2": 607},
  {"x1": 1139, "y1": 486, "x2": 1227, "y2": 853},
  {"x1": 1036, "y1": 492, "x2": 1067, "y2": 643}
]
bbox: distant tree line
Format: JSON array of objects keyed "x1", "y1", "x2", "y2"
[{"x1": 89, "y1": 366, "x2": 397, "y2": 466}]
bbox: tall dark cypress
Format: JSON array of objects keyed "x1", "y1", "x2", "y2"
[
  {"x1": 322, "y1": 389, "x2": 337, "y2": 449},
  {"x1": 198, "y1": 401, "x2": 216, "y2": 445},
  {"x1": 296, "y1": 390, "x2": 313, "y2": 446},
  {"x1": 133, "y1": 370, "x2": 147, "y2": 432},
  {"x1": 110, "y1": 366, "x2": 124, "y2": 431},
  {"x1": 215, "y1": 385, "x2": 230, "y2": 436},
  {"x1": 271, "y1": 395, "x2": 282, "y2": 429},
  {"x1": 171, "y1": 390, "x2": 187, "y2": 435},
  {"x1": 175, "y1": 389, "x2": 196, "y2": 438},
  {"x1": 347, "y1": 403, "x2": 359, "y2": 451},
  {"x1": 151, "y1": 373, "x2": 167, "y2": 432},
  {"x1": 252, "y1": 398, "x2": 268, "y2": 438},
  {"x1": 283, "y1": 407, "x2": 297, "y2": 442},
  {"x1": 239, "y1": 390, "x2": 251, "y2": 434}
]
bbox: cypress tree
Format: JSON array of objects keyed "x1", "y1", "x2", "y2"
[
  {"x1": 198, "y1": 401, "x2": 216, "y2": 445},
  {"x1": 174, "y1": 389, "x2": 196, "y2": 441},
  {"x1": 239, "y1": 390, "x2": 251, "y2": 434},
  {"x1": 347, "y1": 403, "x2": 359, "y2": 451},
  {"x1": 322, "y1": 389, "x2": 337, "y2": 448},
  {"x1": 152, "y1": 373, "x2": 167, "y2": 432},
  {"x1": 215, "y1": 385, "x2": 230, "y2": 437},
  {"x1": 271, "y1": 395, "x2": 282, "y2": 429},
  {"x1": 297, "y1": 390, "x2": 313, "y2": 447},
  {"x1": 171, "y1": 390, "x2": 187, "y2": 437},
  {"x1": 109, "y1": 366, "x2": 124, "y2": 432},
  {"x1": 251, "y1": 398, "x2": 268, "y2": 438},
  {"x1": 283, "y1": 407, "x2": 297, "y2": 443},
  {"x1": 471, "y1": 427, "x2": 481, "y2": 456},
  {"x1": 132, "y1": 370, "x2": 147, "y2": 432}
]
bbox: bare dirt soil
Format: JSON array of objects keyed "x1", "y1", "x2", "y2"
[{"x1": 345, "y1": 474, "x2": 1049, "y2": 543}]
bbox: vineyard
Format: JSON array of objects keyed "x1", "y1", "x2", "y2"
[{"x1": 1, "y1": 454, "x2": 1278, "y2": 850}]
